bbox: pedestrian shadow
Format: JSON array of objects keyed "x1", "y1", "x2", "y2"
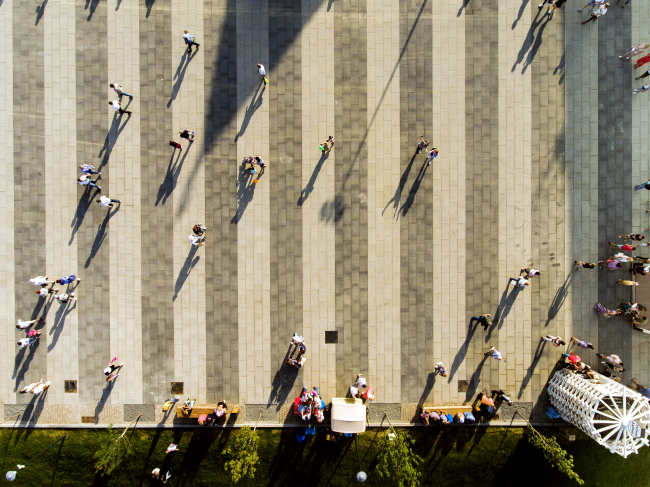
[
  {"x1": 465, "y1": 355, "x2": 488, "y2": 402},
  {"x1": 491, "y1": 283, "x2": 521, "y2": 332},
  {"x1": 13, "y1": 340, "x2": 41, "y2": 393},
  {"x1": 168, "y1": 50, "x2": 196, "y2": 108},
  {"x1": 554, "y1": 53, "x2": 565, "y2": 85},
  {"x1": 94, "y1": 381, "x2": 116, "y2": 423},
  {"x1": 544, "y1": 270, "x2": 575, "y2": 327},
  {"x1": 173, "y1": 246, "x2": 200, "y2": 301},
  {"x1": 268, "y1": 346, "x2": 300, "y2": 410},
  {"x1": 457, "y1": 0, "x2": 473, "y2": 16},
  {"x1": 449, "y1": 320, "x2": 479, "y2": 382},
  {"x1": 85, "y1": 210, "x2": 116, "y2": 269},
  {"x1": 512, "y1": 9, "x2": 551, "y2": 74},
  {"x1": 518, "y1": 339, "x2": 546, "y2": 398},
  {"x1": 145, "y1": 0, "x2": 155, "y2": 17},
  {"x1": 98, "y1": 112, "x2": 131, "y2": 170},
  {"x1": 297, "y1": 152, "x2": 329, "y2": 207},
  {"x1": 47, "y1": 301, "x2": 76, "y2": 352},
  {"x1": 417, "y1": 372, "x2": 436, "y2": 406},
  {"x1": 69, "y1": 186, "x2": 100, "y2": 245},
  {"x1": 400, "y1": 159, "x2": 430, "y2": 217},
  {"x1": 383, "y1": 155, "x2": 416, "y2": 220},
  {"x1": 320, "y1": 194, "x2": 345, "y2": 224},
  {"x1": 234, "y1": 83, "x2": 264, "y2": 143},
  {"x1": 84, "y1": 0, "x2": 100, "y2": 21},
  {"x1": 156, "y1": 149, "x2": 186, "y2": 206},
  {"x1": 511, "y1": 0, "x2": 529, "y2": 29},
  {"x1": 231, "y1": 167, "x2": 262, "y2": 224},
  {"x1": 35, "y1": 0, "x2": 47, "y2": 25},
  {"x1": 115, "y1": 0, "x2": 122, "y2": 10}
]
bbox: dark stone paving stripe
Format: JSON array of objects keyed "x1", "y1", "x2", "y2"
[
  {"x1": 74, "y1": 0, "x2": 110, "y2": 404},
  {"x1": 203, "y1": 0, "x2": 239, "y2": 404},
  {"x1": 139, "y1": 0, "x2": 174, "y2": 404},
  {"x1": 268, "y1": 0, "x2": 303, "y2": 405},
  {"x1": 463, "y1": 0, "x2": 499, "y2": 398},
  {"x1": 334, "y1": 0, "x2": 369, "y2": 396},
  {"x1": 597, "y1": 11, "x2": 633, "y2": 380},
  {"x1": 399, "y1": 0, "x2": 433, "y2": 404},
  {"x1": 13, "y1": 0, "x2": 46, "y2": 403}
]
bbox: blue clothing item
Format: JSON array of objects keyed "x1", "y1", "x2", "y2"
[
  {"x1": 59, "y1": 275, "x2": 76, "y2": 284},
  {"x1": 446, "y1": 413, "x2": 454, "y2": 423},
  {"x1": 639, "y1": 386, "x2": 650, "y2": 399},
  {"x1": 464, "y1": 412, "x2": 475, "y2": 423}
]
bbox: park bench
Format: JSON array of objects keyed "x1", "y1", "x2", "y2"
[{"x1": 176, "y1": 405, "x2": 239, "y2": 419}]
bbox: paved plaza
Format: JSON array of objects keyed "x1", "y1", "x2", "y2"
[{"x1": 0, "y1": 0, "x2": 650, "y2": 426}]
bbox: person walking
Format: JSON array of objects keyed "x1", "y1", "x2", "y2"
[
  {"x1": 56, "y1": 275, "x2": 80, "y2": 285},
  {"x1": 493, "y1": 390, "x2": 513, "y2": 406},
  {"x1": 619, "y1": 233, "x2": 645, "y2": 241},
  {"x1": 635, "y1": 54, "x2": 650, "y2": 69},
  {"x1": 108, "y1": 100, "x2": 132, "y2": 115},
  {"x1": 193, "y1": 223, "x2": 206, "y2": 236},
  {"x1": 29, "y1": 276, "x2": 53, "y2": 286},
  {"x1": 548, "y1": 0, "x2": 567, "y2": 14},
  {"x1": 599, "y1": 259, "x2": 623, "y2": 270},
  {"x1": 484, "y1": 346, "x2": 503, "y2": 361},
  {"x1": 633, "y1": 84, "x2": 650, "y2": 95},
  {"x1": 182, "y1": 30, "x2": 200, "y2": 53},
  {"x1": 635, "y1": 69, "x2": 650, "y2": 80},
  {"x1": 425, "y1": 148, "x2": 439, "y2": 166},
  {"x1": 570, "y1": 336, "x2": 595, "y2": 349},
  {"x1": 414, "y1": 135, "x2": 429, "y2": 155},
  {"x1": 597, "y1": 353, "x2": 623, "y2": 366},
  {"x1": 509, "y1": 276, "x2": 530, "y2": 288},
  {"x1": 257, "y1": 63, "x2": 268, "y2": 84},
  {"x1": 608, "y1": 241, "x2": 636, "y2": 251},
  {"x1": 574, "y1": 260, "x2": 596, "y2": 269},
  {"x1": 634, "y1": 179, "x2": 650, "y2": 190},
  {"x1": 521, "y1": 268, "x2": 540, "y2": 278},
  {"x1": 542, "y1": 335, "x2": 566, "y2": 346},
  {"x1": 179, "y1": 129, "x2": 195, "y2": 142},
  {"x1": 16, "y1": 318, "x2": 41, "y2": 330},
  {"x1": 577, "y1": 0, "x2": 604, "y2": 11},
  {"x1": 53, "y1": 292, "x2": 75, "y2": 304},
  {"x1": 619, "y1": 43, "x2": 649, "y2": 59},
  {"x1": 434, "y1": 362, "x2": 448, "y2": 377},
  {"x1": 109, "y1": 83, "x2": 133, "y2": 99},
  {"x1": 31, "y1": 381, "x2": 51, "y2": 395},
  {"x1": 169, "y1": 140, "x2": 182, "y2": 150},
  {"x1": 470, "y1": 314, "x2": 492, "y2": 330},
  {"x1": 538, "y1": 0, "x2": 554, "y2": 8},
  {"x1": 36, "y1": 287, "x2": 57, "y2": 298},
  {"x1": 96, "y1": 195, "x2": 120, "y2": 208},
  {"x1": 103, "y1": 357, "x2": 124, "y2": 379},
  {"x1": 78, "y1": 175, "x2": 101, "y2": 190},
  {"x1": 25, "y1": 329, "x2": 42, "y2": 339},
  {"x1": 291, "y1": 333, "x2": 304, "y2": 346},
  {"x1": 629, "y1": 378, "x2": 650, "y2": 399},
  {"x1": 79, "y1": 164, "x2": 101, "y2": 176},
  {"x1": 582, "y1": 2, "x2": 609, "y2": 23},
  {"x1": 18, "y1": 336, "x2": 39, "y2": 349},
  {"x1": 618, "y1": 279, "x2": 639, "y2": 286},
  {"x1": 189, "y1": 234, "x2": 205, "y2": 247}
]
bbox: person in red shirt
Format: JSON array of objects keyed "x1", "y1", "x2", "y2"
[{"x1": 608, "y1": 241, "x2": 636, "y2": 251}]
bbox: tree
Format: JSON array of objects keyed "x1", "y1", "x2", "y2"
[
  {"x1": 376, "y1": 414, "x2": 422, "y2": 487},
  {"x1": 515, "y1": 410, "x2": 584, "y2": 485},
  {"x1": 223, "y1": 425, "x2": 260, "y2": 484},
  {"x1": 94, "y1": 415, "x2": 140, "y2": 477}
]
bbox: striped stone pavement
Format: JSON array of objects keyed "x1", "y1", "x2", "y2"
[{"x1": 0, "y1": 0, "x2": 649, "y2": 425}]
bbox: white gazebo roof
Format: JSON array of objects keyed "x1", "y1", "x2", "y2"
[
  {"x1": 330, "y1": 398, "x2": 366, "y2": 434},
  {"x1": 549, "y1": 368, "x2": 650, "y2": 458}
]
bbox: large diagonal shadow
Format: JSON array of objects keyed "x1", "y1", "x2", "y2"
[{"x1": 512, "y1": 8, "x2": 551, "y2": 73}]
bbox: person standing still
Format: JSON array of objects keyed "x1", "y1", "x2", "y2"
[
  {"x1": 183, "y1": 30, "x2": 200, "y2": 53},
  {"x1": 110, "y1": 83, "x2": 133, "y2": 99},
  {"x1": 414, "y1": 136, "x2": 429, "y2": 155},
  {"x1": 109, "y1": 100, "x2": 132, "y2": 115},
  {"x1": 257, "y1": 63, "x2": 268, "y2": 84}
]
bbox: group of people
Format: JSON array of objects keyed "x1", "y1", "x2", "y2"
[
  {"x1": 421, "y1": 408, "x2": 476, "y2": 425},
  {"x1": 297, "y1": 386, "x2": 326, "y2": 422},
  {"x1": 349, "y1": 374, "x2": 375, "y2": 402},
  {"x1": 286, "y1": 333, "x2": 307, "y2": 369}
]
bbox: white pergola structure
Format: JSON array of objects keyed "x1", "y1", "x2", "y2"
[{"x1": 548, "y1": 368, "x2": 650, "y2": 458}]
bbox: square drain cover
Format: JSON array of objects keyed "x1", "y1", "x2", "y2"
[
  {"x1": 325, "y1": 331, "x2": 338, "y2": 344},
  {"x1": 458, "y1": 380, "x2": 469, "y2": 393},
  {"x1": 171, "y1": 382, "x2": 184, "y2": 395},
  {"x1": 65, "y1": 380, "x2": 77, "y2": 393}
]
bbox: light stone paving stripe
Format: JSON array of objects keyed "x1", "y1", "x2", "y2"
[
  {"x1": 431, "y1": 0, "x2": 466, "y2": 404},
  {"x1": 237, "y1": 0, "x2": 271, "y2": 404},
  {"x1": 631, "y1": 1, "x2": 650, "y2": 387},
  {"x1": 0, "y1": 0, "x2": 14, "y2": 404},
  {"x1": 108, "y1": 0, "x2": 143, "y2": 405},
  {"x1": 172, "y1": 0, "x2": 207, "y2": 405},
  {"x1": 499, "y1": 0, "x2": 533, "y2": 402},
  {"x1": 45, "y1": 0, "x2": 79, "y2": 405},
  {"x1": 300, "y1": 0, "x2": 337, "y2": 401},
  {"x1": 366, "y1": 0, "x2": 401, "y2": 404}
]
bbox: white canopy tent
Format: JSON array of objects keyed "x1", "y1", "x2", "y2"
[
  {"x1": 548, "y1": 368, "x2": 650, "y2": 458},
  {"x1": 330, "y1": 398, "x2": 367, "y2": 434}
]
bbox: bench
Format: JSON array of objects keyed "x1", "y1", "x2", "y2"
[
  {"x1": 422, "y1": 406, "x2": 472, "y2": 416},
  {"x1": 176, "y1": 405, "x2": 239, "y2": 419}
]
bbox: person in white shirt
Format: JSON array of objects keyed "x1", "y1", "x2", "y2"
[
  {"x1": 189, "y1": 234, "x2": 205, "y2": 247},
  {"x1": 36, "y1": 287, "x2": 57, "y2": 298},
  {"x1": 18, "y1": 337, "x2": 39, "y2": 349},
  {"x1": 29, "y1": 276, "x2": 53, "y2": 286},
  {"x1": 53, "y1": 293, "x2": 75, "y2": 304},
  {"x1": 633, "y1": 84, "x2": 650, "y2": 95},
  {"x1": 96, "y1": 195, "x2": 120, "y2": 208},
  {"x1": 291, "y1": 333, "x2": 304, "y2": 345},
  {"x1": 108, "y1": 100, "x2": 132, "y2": 115},
  {"x1": 79, "y1": 164, "x2": 100, "y2": 175},
  {"x1": 356, "y1": 374, "x2": 367, "y2": 388},
  {"x1": 78, "y1": 174, "x2": 101, "y2": 190},
  {"x1": 349, "y1": 384, "x2": 359, "y2": 398},
  {"x1": 582, "y1": 2, "x2": 609, "y2": 23},
  {"x1": 19, "y1": 382, "x2": 40, "y2": 394},
  {"x1": 32, "y1": 381, "x2": 50, "y2": 395},
  {"x1": 484, "y1": 346, "x2": 503, "y2": 361},
  {"x1": 509, "y1": 276, "x2": 530, "y2": 288},
  {"x1": 577, "y1": 0, "x2": 604, "y2": 12},
  {"x1": 425, "y1": 148, "x2": 439, "y2": 166},
  {"x1": 16, "y1": 318, "x2": 40, "y2": 330},
  {"x1": 257, "y1": 63, "x2": 268, "y2": 84},
  {"x1": 109, "y1": 83, "x2": 133, "y2": 99},
  {"x1": 613, "y1": 253, "x2": 631, "y2": 263},
  {"x1": 621, "y1": 43, "x2": 650, "y2": 59},
  {"x1": 521, "y1": 268, "x2": 540, "y2": 278}
]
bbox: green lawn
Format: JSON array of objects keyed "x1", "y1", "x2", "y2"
[{"x1": 0, "y1": 426, "x2": 647, "y2": 486}]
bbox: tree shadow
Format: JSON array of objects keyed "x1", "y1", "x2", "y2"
[
  {"x1": 465, "y1": 355, "x2": 488, "y2": 402},
  {"x1": 84, "y1": 0, "x2": 100, "y2": 21},
  {"x1": 85, "y1": 210, "x2": 117, "y2": 268},
  {"x1": 35, "y1": 0, "x2": 47, "y2": 25},
  {"x1": 554, "y1": 52, "x2": 565, "y2": 85},
  {"x1": 234, "y1": 83, "x2": 264, "y2": 142},
  {"x1": 517, "y1": 339, "x2": 546, "y2": 398},
  {"x1": 94, "y1": 381, "x2": 116, "y2": 423},
  {"x1": 156, "y1": 149, "x2": 186, "y2": 206},
  {"x1": 175, "y1": 430, "x2": 220, "y2": 486},
  {"x1": 48, "y1": 433, "x2": 67, "y2": 487},
  {"x1": 297, "y1": 152, "x2": 329, "y2": 207},
  {"x1": 70, "y1": 186, "x2": 101, "y2": 244},
  {"x1": 511, "y1": 0, "x2": 530, "y2": 29},
  {"x1": 98, "y1": 112, "x2": 131, "y2": 171},
  {"x1": 512, "y1": 9, "x2": 551, "y2": 74},
  {"x1": 47, "y1": 301, "x2": 77, "y2": 352},
  {"x1": 168, "y1": 50, "x2": 196, "y2": 108},
  {"x1": 400, "y1": 159, "x2": 430, "y2": 217},
  {"x1": 383, "y1": 155, "x2": 416, "y2": 220},
  {"x1": 144, "y1": 0, "x2": 155, "y2": 17},
  {"x1": 544, "y1": 270, "x2": 575, "y2": 327},
  {"x1": 449, "y1": 320, "x2": 480, "y2": 381},
  {"x1": 173, "y1": 246, "x2": 200, "y2": 301},
  {"x1": 231, "y1": 167, "x2": 262, "y2": 224}
]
